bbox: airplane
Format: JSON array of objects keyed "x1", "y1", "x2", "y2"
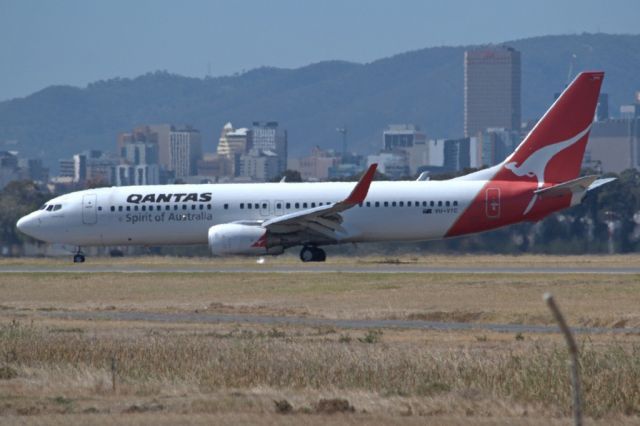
[{"x1": 17, "y1": 71, "x2": 614, "y2": 263}]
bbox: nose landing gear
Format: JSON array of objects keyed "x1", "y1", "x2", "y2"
[
  {"x1": 73, "y1": 248, "x2": 85, "y2": 263},
  {"x1": 299, "y1": 246, "x2": 326, "y2": 262}
]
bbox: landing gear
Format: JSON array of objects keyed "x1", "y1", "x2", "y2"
[
  {"x1": 73, "y1": 248, "x2": 85, "y2": 263},
  {"x1": 299, "y1": 246, "x2": 326, "y2": 262}
]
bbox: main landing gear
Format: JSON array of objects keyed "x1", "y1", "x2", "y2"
[
  {"x1": 299, "y1": 246, "x2": 326, "y2": 262},
  {"x1": 73, "y1": 248, "x2": 85, "y2": 263}
]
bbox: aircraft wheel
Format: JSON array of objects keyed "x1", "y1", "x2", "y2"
[
  {"x1": 73, "y1": 254, "x2": 85, "y2": 263},
  {"x1": 300, "y1": 246, "x2": 326, "y2": 262},
  {"x1": 300, "y1": 246, "x2": 314, "y2": 262},
  {"x1": 314, "y1": 248, "x2": 326, "y2": 262}
]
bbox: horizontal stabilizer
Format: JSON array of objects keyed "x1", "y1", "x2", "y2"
[
  {"x1": 587, "y1": 177, "x2": 616, "y2": 192},
  {"x1": 534, "y1": 175, "x2": 599, "y2": 198}
]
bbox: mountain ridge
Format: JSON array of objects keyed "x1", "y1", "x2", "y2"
[{"x1": 1, "y1": 33, "x2": 639, "y2": 170}]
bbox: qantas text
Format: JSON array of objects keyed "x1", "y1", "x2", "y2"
[{"x1": 126, "y1": 193, "x2": 212, "y2": 204}]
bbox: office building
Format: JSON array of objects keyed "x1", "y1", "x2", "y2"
[
  {"x1": 217, "y1": 122, "x2": 252, "y2": 158},
  {"x1": 464, "y1": 46, "x2": 521, "y2": 137},
  {"x1": 238, "y1": 148, "x2": 280, "y2": 181},
  {"x1": 477, "y1": 128, "x2": 521, "y2": 166},
  {"x1": 383, "y1": 124, "x2": 426, "y2": 150},
  {"x1": 169, "y1": 127, "x2": 202, "y2": 178},
  {"x1": 251, "y1": 121, "x2": 287, "y2": 174},
  {"x1": 295, "y1": 146, "x2": 340, "y2": 181}
]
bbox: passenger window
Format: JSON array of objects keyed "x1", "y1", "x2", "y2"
[
  {"x1": 453, "y1": 201, "x2": 458, "y2": 206},
  {"x1": 248, "y1": 204, "x2": 252, "y2": 209},
  {"x1": 430, "y1": 201, "x2": 435, "y2": 207},
  {"x1": 126, "y1": 206, "x2": 131, "y2": 211},
  {"x1": 142, "y1": 206, "x2": 147, "y2": 211},
  {"x1": 276, "y1": 203, "x2": 281, "y2": 209},
  {"x1": 191, "y1": 205, "x2": 196, "y2": 210},
  {"x1": 119, "y1": 206, "x2": 123, "y2": 212},
  {"x1": 224, "y1": 204, "x2": 228, "y2": 210},
  {"x1": 134, "y1": 206, "x2": 139, "y2": 211},
  {"x1": 110, "y1": 206, "x2": 115, "y2": 212},
  {"x1": 254, "y1": 203, "x2": 259, "y2": 209},
  {"x1": 303, "y1": 203, "x2": 308, "y2": 208},
  {"x1": 407, "y1": 201, "x2": 411, "y2": 207},
  {"x1": 384, "y1": 202, "x2": 388, "y2": 207},
  {"x1": 445, "y1": 201, "x2": 450, "y2": 207},
  {"x1": 295, "y1": 203, "x2": 300, "y2": 208},
  {"x1": 182, "y1": 205, "x2": 187, "y2": 210},
  {"x1": 174, "y1": 205, "x2": 178, "y2": 210},
  {"x1": 262, "y1": 203, "x2": 267, "y2": 209},
  {"x1": 366, "y1": 202, "x2": 371, "y2": 207},
  {"x1": 240, "y1": 203, "x2": 244, "y2": 209},
  {"x1": 207, "y1": 205, "x2": 212, "y2": 210},
  {"x1": 375, "y1": 201, "x2": 380, "y2": 207},
  {"x1": 165, "y1": 205, "x2": 170, "y2": 211},
  {"x1": 286, "y1": 203, "x2": 291, "y2": 209},
  {"x1": 392, "y1": 201, "x2": 396, "y2": 207},
  {"x1": 399, "y1": 201, "x2": 404, "y2": 207},
  {"x1": 311, "y1": 202, "x2": 316, "y2": 208},
  {"x1": 358, "y1": 202, "x2": 363, "y2": 207},
  {"x1": 438, "y1": 201, "x2": 443, "y2": 207}
]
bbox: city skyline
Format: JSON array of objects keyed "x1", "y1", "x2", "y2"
[{"x1": 1, "y1": 0, "x2": 640, "y2": 101}]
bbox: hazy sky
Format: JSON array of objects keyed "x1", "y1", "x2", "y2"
[{"x1": 1, "y1": 0, "x2": 639, "y2": 101}]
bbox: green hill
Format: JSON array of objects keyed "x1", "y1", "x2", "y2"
[{"x1": 1, "y1": 33, "x2": 639, "y2": 170}]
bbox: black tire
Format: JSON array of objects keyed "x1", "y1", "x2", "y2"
[
  {"x1": 73, "y1": 254, "x2": 85, "y2": 263},
  {"x1": 314, "y1": 248, "x2": 326, "y2": 262},
  {"x1": 300, "y1": 247, "x2": 314, "y2": 262}
]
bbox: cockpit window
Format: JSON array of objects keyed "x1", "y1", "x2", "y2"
[
  {"x1": 53, "y1": 204, "x2": 62, "y2": 211},
  {"x1": 46, "y1": 205, "x2": 54, "y2": 211}
]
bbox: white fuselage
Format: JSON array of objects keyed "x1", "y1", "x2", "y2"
[{"x1": 18, "y1": 180, "x2": 485, "y2": 247}]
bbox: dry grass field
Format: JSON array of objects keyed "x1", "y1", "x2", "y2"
[{"x1": 1, "y1": 255, "x2": 640, "y2": 425}]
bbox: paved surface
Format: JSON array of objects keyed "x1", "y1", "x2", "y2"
[
  {"x1": 36, "y1": 309, "x2": 640, "y2": 335},
  {"x1": 2, "y1": 264, "x2": 640, "y2": 274}
]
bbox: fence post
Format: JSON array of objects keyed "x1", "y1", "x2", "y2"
[
  {"x1": 111, "y1": 356, "x2": 117, "y2": 393},
  {"x1": 543, "y1": 292, "x2": 582, "y2": 426}
]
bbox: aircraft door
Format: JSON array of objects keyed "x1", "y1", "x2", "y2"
[
  {"x1": 485, "y1": 188, "x2": 500, "y2": 219},
  {"x1": 82, "y1": 194, "x2": 98, "y2": 225},
  {"x1": 260, "y1": 200, "x2": 270, "y2": 216}
]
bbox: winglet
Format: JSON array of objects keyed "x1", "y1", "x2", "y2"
[{"x1": 343, "y1": 163, "x2": 377, "y2": 205}]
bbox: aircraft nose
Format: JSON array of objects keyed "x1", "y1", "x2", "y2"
[{"x1": 16, "y1": 214, "x2": 38, "y2": 237}]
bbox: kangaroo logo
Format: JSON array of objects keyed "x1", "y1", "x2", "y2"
[{"x1": 504, "y1": 125, "x2": 591, "y2": 215}]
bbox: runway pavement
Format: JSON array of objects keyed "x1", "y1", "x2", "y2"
[
  {"x1": 35, "y1": 309, "x2": 640, "y2": 335},
  {"x1": 2, "y1": 263, "x2": 640, "y2": 274}
]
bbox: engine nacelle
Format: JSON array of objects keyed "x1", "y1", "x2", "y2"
[{"x1": 208, "y1": 224, "x2": 283, "y2": 256}]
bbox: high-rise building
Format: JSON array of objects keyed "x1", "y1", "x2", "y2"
[
  {"x1": 443, "y1": 137, "x2": 471, "y2": 172},
  {"x1": 383, "y1": 124, "x2": 426, "y2": 150},
  {"x1": 217, "y1": 122, "x2": 252, "y2": 158},
  {"x1": 251, "y1": 121, "x2": 287, "y2": 174},
  {"x1": 477, "y1": 128, "x2": 521, "y2": 167},
  {"x1": 464, "y1": 46, "x2": 521, "y2": 137},
  {"x1": 238, "y1": 148, "x2": 280, "y2": 182},
  {"x1": 169, "y1": 127, "x2": 202, "y2": 178}
]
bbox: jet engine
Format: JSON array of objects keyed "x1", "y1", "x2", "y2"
[{"x1": 208, "y1": 224, "x2": 283, "y2": 256}]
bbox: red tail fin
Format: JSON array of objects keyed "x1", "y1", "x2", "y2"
[{"x1": 502, "y1": 71, "x2": 604, "y2": 186}]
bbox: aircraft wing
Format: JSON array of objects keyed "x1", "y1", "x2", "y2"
[{"x1": 261, "y1": 164, "x2": 377, "y2": 241}]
